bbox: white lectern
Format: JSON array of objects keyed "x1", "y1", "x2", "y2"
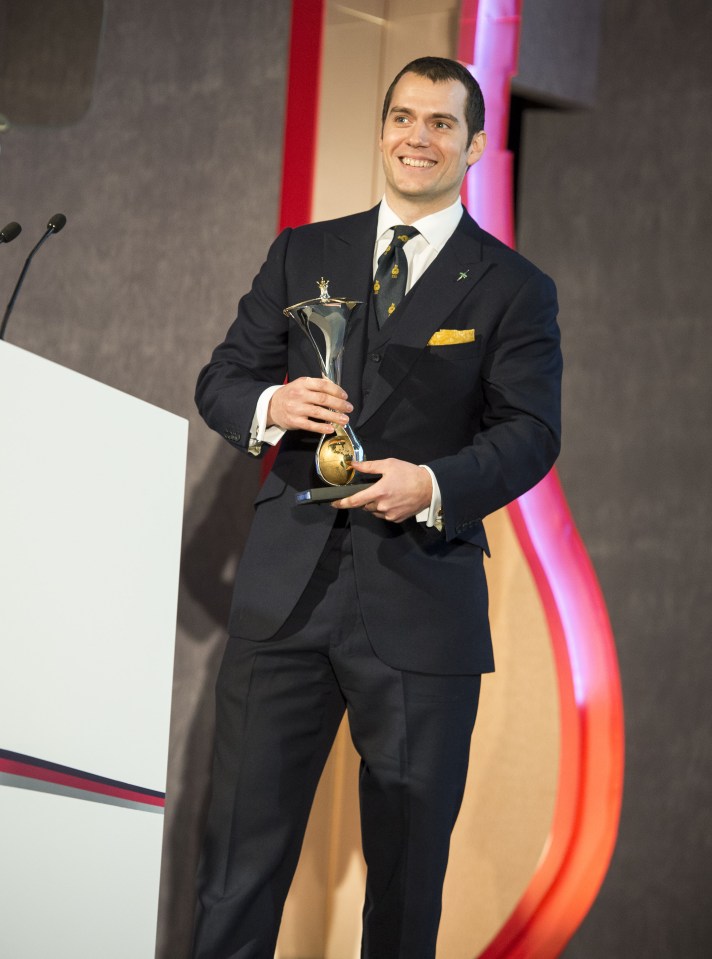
[{"x1": 0, "y1": 341, "x2": 188, "y2": 958}]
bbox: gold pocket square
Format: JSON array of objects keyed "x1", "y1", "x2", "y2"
[{"x1": 427, "y1": 328, "x2": 475, "y2": 346}]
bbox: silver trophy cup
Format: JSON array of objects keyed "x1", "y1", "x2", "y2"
[{"x1": 284, "y1": 278, "x2": 365, "y2": 488}]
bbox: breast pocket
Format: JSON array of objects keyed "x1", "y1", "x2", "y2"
[
  {"x1": 426, "y1": 339, "x2": 480, "y2": 359},
  {"x1": 416, "y1": 338, "x2": 482, "y2": 396}
]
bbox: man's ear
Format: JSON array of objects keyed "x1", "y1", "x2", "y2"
[{"x1": 466, "y1": 130, "x2": 487, "y2": 167}]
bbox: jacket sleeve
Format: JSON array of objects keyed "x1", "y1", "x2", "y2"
[
  {"x1": 428, "y1": 269, "x2": 562, "y2": 542},
  {"x1": 194, "y1": 228, "x2": 293, "y2": 456}
]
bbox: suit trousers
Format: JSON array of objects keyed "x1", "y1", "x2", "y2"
[{"x1": 193, "y1": 519, "x2": 482, "y2": 959}]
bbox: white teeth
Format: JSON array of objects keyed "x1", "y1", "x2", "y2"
[{"x1": 400, "y1": 157, "x2": 435, "y2": 168}]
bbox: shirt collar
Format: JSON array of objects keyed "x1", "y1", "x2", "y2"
[{"x1": 376, "y1": 197, "x2": 464, "y2": 251}]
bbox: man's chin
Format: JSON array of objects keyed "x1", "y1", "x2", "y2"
[
  {"x1": 390, "y1": 181, "x2": 435, "y2": 199},
  {"x1": 390, "y1": 184, "x2": 453, "y2": 208}
]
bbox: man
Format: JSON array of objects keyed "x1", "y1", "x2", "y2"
[{"x1": 193, "y1": 56, "x2": 561, "y2": 959}]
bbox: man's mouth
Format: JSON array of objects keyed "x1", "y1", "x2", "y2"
[{"x1": 399, "y1": 156, "x2": 436, "y2": 168}]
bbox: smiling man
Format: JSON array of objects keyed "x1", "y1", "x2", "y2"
[
  {"x1": 379, "y1": 68, "x2": 486, "y2": 218},
  {"x1": 192, "y1": 57, "x2": 562, "y2": 959}
]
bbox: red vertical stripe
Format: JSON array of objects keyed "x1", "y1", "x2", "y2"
[
  {"x1": 263, "y1": 0, "x2": 326, "y2": 481},
  {"x1": 278, "y1": 0, "x2": 326, "y2": 231}
]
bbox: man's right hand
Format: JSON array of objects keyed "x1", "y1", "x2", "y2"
[{"x1": 267, "y1": 377, "x2": 353, "y2": 434}]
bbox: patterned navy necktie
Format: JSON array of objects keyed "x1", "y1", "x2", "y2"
[{"x1": 372, "y1": 225, "x2": 419, "y2": 327}]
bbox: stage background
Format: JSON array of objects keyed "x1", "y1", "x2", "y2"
[{"x1": 1, "y1": 0, "x2": 709, "y2": 956}]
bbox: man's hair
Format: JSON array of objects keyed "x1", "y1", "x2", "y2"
[{"x1": 381, "y1": 56, "x2": 485, "y2": 143}]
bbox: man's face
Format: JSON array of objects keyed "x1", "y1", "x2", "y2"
[{"x1": 379, "y1": 73, "x2": 485, "y2": 218}]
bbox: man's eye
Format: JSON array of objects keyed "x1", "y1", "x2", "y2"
[{"x1": 434, "y1": 121, "x2": 450, "y2": 130}]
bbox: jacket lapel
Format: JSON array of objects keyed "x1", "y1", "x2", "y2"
[
  {"x1": 320, "y1": 208, "x2": 376, "y2": 306},
  {"x1": 357, "y1": 211, "x2": 494, "y2": 428},
  {"x1": 317, "y1": 208, "x2": 377, "y2": 408}
]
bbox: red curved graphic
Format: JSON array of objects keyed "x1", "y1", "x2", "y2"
[{"x1": 459, "y1": 2, "x2": 624, "y2": 955}]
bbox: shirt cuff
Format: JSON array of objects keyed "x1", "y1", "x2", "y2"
[
  {"x1": 415, "y1": 465, "x2": 443, "y2": 530},
  {"x1": 248, "y1": 385, "x2": 286, "y2": 456}
]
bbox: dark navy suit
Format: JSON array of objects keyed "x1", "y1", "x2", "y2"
[{"x1": 192, "y1": 205, "x2": 561, "y2": 958}]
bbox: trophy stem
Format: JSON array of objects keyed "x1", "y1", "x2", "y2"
[
  {"x1": 342, "y1": 422, "x2": 364, "y2": 463},
  {"x1": 306, "y1": 333, "x2": 330, "y2": 379}
]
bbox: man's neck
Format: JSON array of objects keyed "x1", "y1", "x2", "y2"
[{"x1": 384, "y1": 191, "x2": 461, "y2": 225}]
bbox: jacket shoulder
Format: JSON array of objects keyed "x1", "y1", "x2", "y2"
[
  {"x1": 459, "y1": 211, "x2": 555, "y2": 291},
  {"x1": 288, "y1": 206, "x2": 379, "y2": 241}
]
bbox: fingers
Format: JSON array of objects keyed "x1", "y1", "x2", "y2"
[
  {"x1": 316, "y1": 377, "x2": 349, "y2": 404},
  {"x1": 332, "y1": 489, "x2": 399, "y2": 521},
  {"x1": 331, "y1": 460, "x2": 385, "y2": 509},
  {"x1": 351, "y1": 459, "x2": 380, "y2": 473},
  {"x1": 331, "y1": 486, "x2": 380, "y2": 511},
  {"x1": 331, "y1": 459, "x2": 432, "y2": 523},
  {"x1": 268, "y1": 377, "x2": 353, "y2": 432}
]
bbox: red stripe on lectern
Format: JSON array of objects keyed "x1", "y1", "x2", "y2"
[{"x1": 0, "y1": 749, "x2": 165, "y2": 809}]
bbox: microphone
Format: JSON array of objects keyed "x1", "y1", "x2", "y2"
[
  {"x1": 0, "y1": 213, "x2": 68, "y2": 341},
  {"x1": 47, "y1": 213, "x2": 67, "y2": 234},
  {"x1": 0, "y1": 221, "x2": 22, "y2": 244}
]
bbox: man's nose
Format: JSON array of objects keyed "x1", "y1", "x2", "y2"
[{"x1": 407, "y1": 121, "x2": 429, "y2": 145}]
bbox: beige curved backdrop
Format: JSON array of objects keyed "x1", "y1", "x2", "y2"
[{"x1": 275, "y1": 6, "x2": 561, "y2": 956}]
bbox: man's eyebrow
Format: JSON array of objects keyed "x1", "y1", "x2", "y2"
[
  {"x1": 388, "y1": 105, "x2": 461, "y2": 124},
  {"x1": 431, "y1": 112, "x2": 460, "y2": 124}
]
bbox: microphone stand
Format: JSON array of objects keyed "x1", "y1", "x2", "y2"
[{"x1": 0, "y1": 215, "x2": 66, "y2": 341}]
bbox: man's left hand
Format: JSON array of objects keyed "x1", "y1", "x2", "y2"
[{"x1": 332, "y1": 458, "x2": 432, "y2": 523}]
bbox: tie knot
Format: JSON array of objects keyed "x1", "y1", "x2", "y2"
[{"x1": 390, "y1": 225, "x2": 419, "y2": 248}]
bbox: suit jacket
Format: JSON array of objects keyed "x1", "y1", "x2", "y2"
[{"x1": 195, "y1": 205, "x2": 562, "y2": 675}]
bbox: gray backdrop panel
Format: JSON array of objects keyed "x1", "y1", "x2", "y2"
[{"x1": 517, "y1": 1, "x2": 712, "y2": 956}]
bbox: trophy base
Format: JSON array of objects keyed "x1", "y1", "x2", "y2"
[{"x1": 295, "y1": 482, "x2": 378, "y2": 505}]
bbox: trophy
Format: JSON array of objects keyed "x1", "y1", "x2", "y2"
[{"x1": 285, "y1": 278, "x2": 371, "y2": 502}]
